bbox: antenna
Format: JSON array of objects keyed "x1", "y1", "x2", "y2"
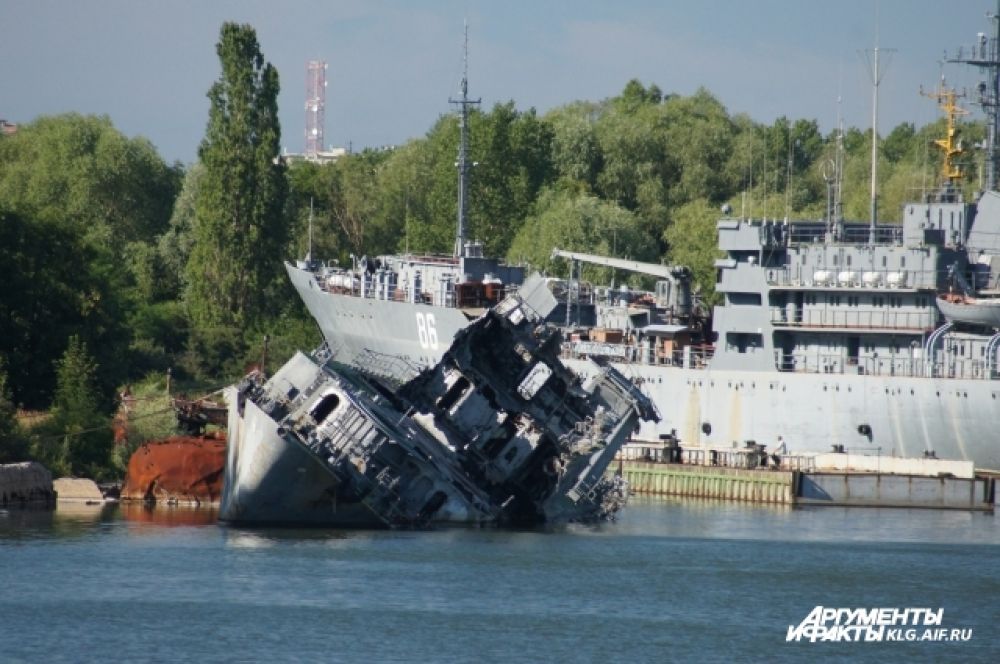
[
  {"x1": 305, "y1": 61, "x2": 327, "y2": 155},
  {"x1": 450, "y1": 21, "x2": 481, "y2": 258},
  {"x1": 746, "y1": 125, "x2": 754, "y2": 221},
  {"x1": 834, "y1": 86, "x2": 845, "y2": 238},
  {"x1": 784, "y1": 120, "x2": 794, "y2": 222},
  {"x1": 947, "y1": 0, "x2": 1000, "y2": 192},
  {"x1": 307, "y1": 197, "x2": 314, "y2": 262},
  {"x1": 859, "y1": 6, "x2": 895, "y2": 242}
]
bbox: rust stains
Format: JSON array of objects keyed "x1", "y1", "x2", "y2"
[{"x1": 121, "y1": 434, "x2": 226, "y2": 506}]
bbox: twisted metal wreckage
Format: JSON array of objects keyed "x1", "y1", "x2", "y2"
[{"x1": 221, "y1": 275, "x2": 659, "y2": 527}]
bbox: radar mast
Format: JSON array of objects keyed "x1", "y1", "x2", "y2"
[
  {"x1": 948, "y1": 1, "x2": 1000, "y2": 193},
  {"x1": 451, "y1": 22, "x2": 481, "y2": 258}
]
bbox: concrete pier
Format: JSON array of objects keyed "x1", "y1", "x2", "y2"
[
  {"x1": 797, "y1": 472, "x2": 995, "y2": 511},
  {"x1": 618, "y1": 462, "x2": 796, "y2": 504},
  {"x1": 614, "y1": 457, "x2": 996, "y2": 511}
]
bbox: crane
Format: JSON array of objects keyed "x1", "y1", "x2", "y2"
[{"x1": 550, "y1": 248, "x2": 694, "y2": 317}]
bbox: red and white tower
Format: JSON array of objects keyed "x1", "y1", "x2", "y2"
[{"x1": 305, "y1": 60, "x2": 327, "y2": 154}]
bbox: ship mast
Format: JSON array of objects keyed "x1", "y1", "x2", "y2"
[
  {"x1": 948, "y1": 1, "x2": 1000, "y2": 193},
  {"x1": 861, "y1": 15, "x2": 895, "y2": 243},
  {"x1": 450, "y1": 22, "x2": 480, "y2": 258},
  {"x1": 834, "y1": 91, "x2": 845, "y2": 240},
  {"x1": 921, "y1": 80, "x2": 969, "y2": 199}
]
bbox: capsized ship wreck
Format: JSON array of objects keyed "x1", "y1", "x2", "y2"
[{"x1": 220, "y1": 276, "x2": 658, "y2": 527}]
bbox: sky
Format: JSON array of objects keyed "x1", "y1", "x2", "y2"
[{"x1": 2, "y1": 0, "x2": 997, "y2": 165}]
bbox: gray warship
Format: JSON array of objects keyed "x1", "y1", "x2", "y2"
[
  {"x1": 220, "y1": 275, "x2": 658, "y2": 526},
  {"x1": 286, "y1": 12, "x2": 1000, "y2": 471}
]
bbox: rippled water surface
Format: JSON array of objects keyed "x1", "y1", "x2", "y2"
[{"x1": 1, "y1": 498, "x2": 998, "y2": 663}]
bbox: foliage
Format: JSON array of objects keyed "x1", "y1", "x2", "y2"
[
  {"x1": 507, "y1": 186, "x2": 655, "y2": 284},
  {"x1": 0, "y1": 362, "x2": 28, "y2": 463},
  {"x1": 466, "y1": 102, "x2": 555, "y2": 256},
  {"x1": 110, "y1": 373, "x2": 178, "y2": 476},
  {"x1": 0, "y1": 210, "x2": 128, "y2": 409},
  {"x1": 0, "y1": 114, "x2": 181, "y2": 250},
  {"x1": 157, "y1": 162, "x2": 204, "y2": 299},
  {"x1": 42, "y1": 336, "x2": 113, "y2": 479},
  {"x1": 185, "y1": 23, "x2": 289, "y2": 333},
  {"x1": 663, "y1": 199, "x2": 725, "y2": 304}
]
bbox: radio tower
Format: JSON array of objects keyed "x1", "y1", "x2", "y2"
[{"x1": 305, "y1": 60, "x2": 328, "y2": 155}]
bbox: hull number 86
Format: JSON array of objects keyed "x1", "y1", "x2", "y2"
[{"x1": 416, "y1": 312, "x2": 439, "y2": 350}]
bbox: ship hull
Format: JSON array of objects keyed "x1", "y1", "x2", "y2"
[
  {"x1": 564, "y1": 360, "x2": 1000, "y2": 471},
  {"x1": 220, "y1": 387, "x2": 378, "y2": 526},
  {"x1": 288, "y1": 263, "x2": 464, "y2": 367}
]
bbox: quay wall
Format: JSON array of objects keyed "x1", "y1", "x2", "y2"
[
  {"x1": 799, "y1": 472, "x2": 994, "y2": 510},
  {"x1": 618, "y1": 462, "x2": 796, "y2": 504},
  {"x1": 615, "y1": 461, "x2": 996, "y2": 511}
]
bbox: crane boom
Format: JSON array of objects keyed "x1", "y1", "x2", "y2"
[{"x1": 550, "y1": 248, "x2": 691, "y2": 281}]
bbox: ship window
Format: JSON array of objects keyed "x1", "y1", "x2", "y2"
[
  {"x1": 436, "y1": 376, "x2": 471, "y2": 411},
  {"x1": 882, "y1": 256, "x2": 887, "y2": 267},
  {"x1": 729, "y1": 292, "x2": 762, "y2": 306},
  {"x1": 310, "y1": 393, "x2": 341, "y2": 423},
  {"x1": 832, "y1": 255, "x2": 838, "y2": 266},
  {"x1": 900, "y1": 256, "x2": 906, "y2": 268},
  {"x1": 727, "y1": 332, "x2": 762, "y2": 354},
  {"x1": 847, "y1": 255, "x2": 852, "y2": 266}
]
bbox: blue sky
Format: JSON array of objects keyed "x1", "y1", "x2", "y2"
[{"x1": 1, "y1": 1, "x2": 994, "y2": 164}]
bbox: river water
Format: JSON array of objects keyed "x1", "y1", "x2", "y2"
[{"x1": 1, "y1": 498, "x2": 997, "y2": 663}]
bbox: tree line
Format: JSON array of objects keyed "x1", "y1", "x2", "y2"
[{"x1": 0, "y1": 23, "x2": 983, "y2": 479}]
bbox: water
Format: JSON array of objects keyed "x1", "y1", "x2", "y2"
[{"x1": 1, "y1": 498, "x2": 998, "y2": 663}]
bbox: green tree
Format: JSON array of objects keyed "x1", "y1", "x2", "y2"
[
  {"x1": 547, "y1": 102, "x2": 604, "y2": 188},
  {"x1": 0, "y1": 210, "x2": 126, "y2": 408},
  {"x1": 42, "y1": 336, "x2": 111, "y2": 478},
  {"x1": 663, "y1": 199, "x2": 724, "y2": 303},
  {"x1": 0, "y1": 362, "x2": 27, "y2": 463},
  {"x1": 185, "y1": 23, "x2": 288, "y2": 331},
  {"x1": 158, "y1": 162, "x2": 204, "y2": 299},
  {"x1": 0, "y1": 115, "x2": 179, "y2": 405},
  {"x1": 0, "y1": 113, "x2": 181, "y2": 254},
  {"x1": 370, "y1": 141, "x2": 436, "y2": 256},
  {"x1": 507, "y1": 186, "x2": 655, "y2": 284}
]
